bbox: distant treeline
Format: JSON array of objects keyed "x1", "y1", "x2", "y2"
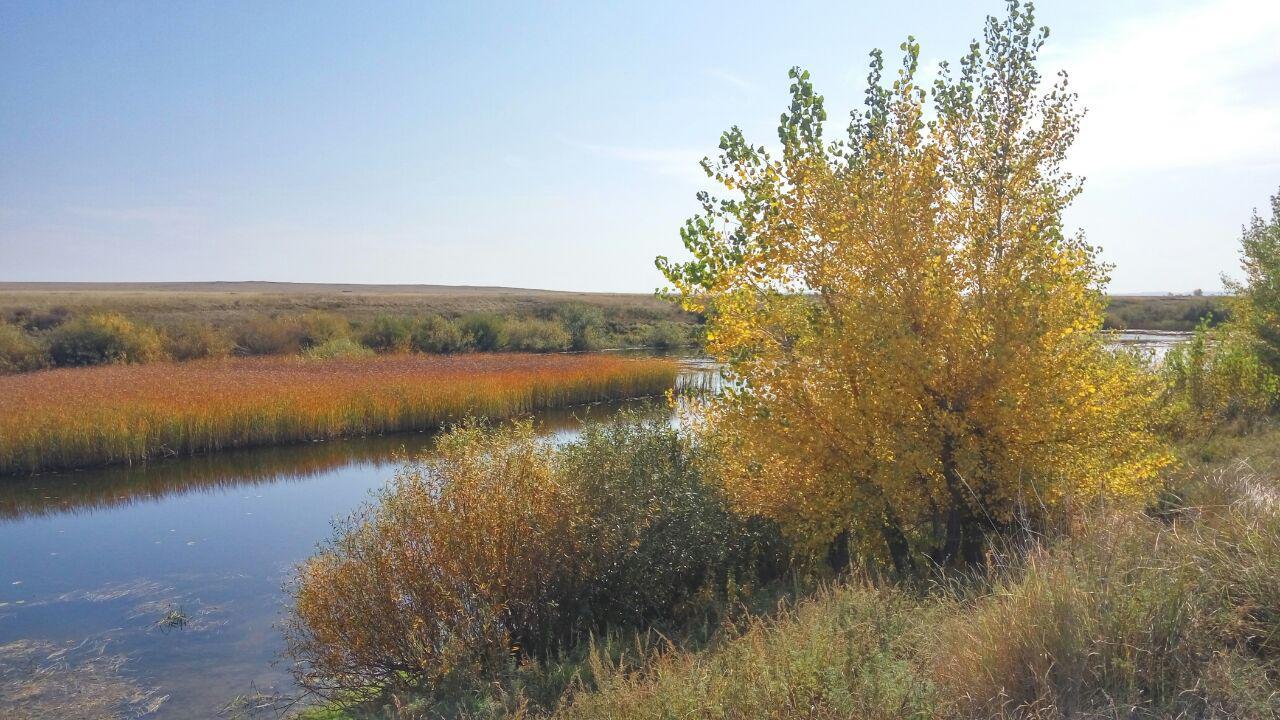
[
  {"x1": 0, "y1": 300, "x2": 702, "y2": 374},
  {"x1": 1104, "y1": 294, "x2": 1231, "y2": 332}
]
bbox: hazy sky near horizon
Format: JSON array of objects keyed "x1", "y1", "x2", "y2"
[{"x1": 2, "y1": 0, "x2": 1278, "y2": 293}]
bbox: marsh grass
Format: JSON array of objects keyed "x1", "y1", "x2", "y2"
[{"x1": 0, "y1": 353, "x2": 677, "y2": 474}]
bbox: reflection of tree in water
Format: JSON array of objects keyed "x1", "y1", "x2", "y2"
[{"x1": 0, "y1": 398, "x2": 668, "y2": 521}]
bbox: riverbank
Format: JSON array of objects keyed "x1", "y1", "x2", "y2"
[
  {"x1": 0, "y1": 353, "x2": 677, "y2": 475},
  {"x1": 297, "y1": 419, "x2": 1280, "y2": 720}
]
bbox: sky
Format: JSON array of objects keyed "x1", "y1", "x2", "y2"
[{"x1": 1, "y1": 0, "x2": 1278, "y2": 293}]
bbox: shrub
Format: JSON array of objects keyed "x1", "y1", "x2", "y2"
[
  {"x1": 47, "y1": 313, "x2": 167, "y2": 367},
  {"x1": 558, "y1": 303, "x2": 604, "y2": 351},
  {"x1": 501, "y1": 318, "x2": 572, "y2": 353},
  {"x1": 286, "y1": 417, "x2": 784, "y2": 708},
  {"x1": 564, "y1": 417, "x2": 789, "y2": 629},
  {"x1": 286, "y1": 421, "x2": 585, "y2": 700},
  {"x1": 232, "y1": 316, "x2": 306, "y2": 356},
  {"x1": 298, "y1": 312, "x2": 351, "y2": 348},
  {"x1": 360, "y1": 315, "x2": 414, "y2": 353},
  {"x1": 1162, "y1": 321, "x2": 1279, "y2": 436},
  {"x1": 302, "y1": 337, "x2": 374, "y2": 360},
  {"x1": 644, "y1": 321, "x2": 684, "y2": 350},
  {"x1": 0, "y1": 322, "x2": 46, "y2": 373},
  {"x1": 460, "y1": 314, "x2": 505, "y2": 351},
  {"x1": 6, "y1": 306, "x2": 71, "y2": 332},
  {"x1": 410, "y1": 314, "x2": 467, "y2": 354},
  {"x1": 163, "y1": 322, "x2": 234, "y2": 361}
]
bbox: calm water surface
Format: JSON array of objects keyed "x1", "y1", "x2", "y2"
[{"x1": 0, "y1": 340, "x2": 1175, "y2": 718}]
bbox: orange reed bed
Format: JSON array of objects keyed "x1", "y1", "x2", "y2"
[{"x1": 0, "y1": 353, "x2": 677, "y2": 475}]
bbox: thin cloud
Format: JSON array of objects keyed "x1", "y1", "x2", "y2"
[
  {"x1": 705, "y1": 67, "x2": 756, "y2": 93},
  {"x1": 567, "y1": 140, "x2": 709, "y2": 186},
  {"x1": 1048, "y1": 0, "x2": 1280, "y2": 177}
]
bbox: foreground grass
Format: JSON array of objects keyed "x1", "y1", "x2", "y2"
[
  {"x1": 0, "y1": 353, "x2": 677, "y2": 475},
  {"x1": 299, "y1": 425, "x2": 1280, "y2": 720},
  {"x1": 553, "y1": 471, "x2": 1279, "y2": 719}
]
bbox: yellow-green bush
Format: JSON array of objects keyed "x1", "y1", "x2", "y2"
[
  {"x1": 302, "y1": 336, "x2": 374, "y2": 360},
  {"x1": 502, "y1": 318, "x2": 572, "y2": 353},
  {"x1": 1162, "y1": 322, "x2": 1279, "y2": 436},
  {"x1": 0, "y1": 322, "x2": 45, "y2": 373},
  {"x1": 46, "y1": 313, "x2": 167, "y2": 367},
  {"x1": 411, "y1": 314, "x2": 467, "y2": 354}
]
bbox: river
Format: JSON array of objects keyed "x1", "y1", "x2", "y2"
[{"x1": 0, "y1": 335, "x2": 1181, "y2": 718}]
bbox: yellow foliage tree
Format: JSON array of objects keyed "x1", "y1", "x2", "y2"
[{"x1": 658, "y1": 2, "x2": 1168, "y2": 571}]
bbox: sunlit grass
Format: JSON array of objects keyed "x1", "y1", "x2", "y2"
[{"x1": 0, "y1": 353, "x2": 677, "y2": 474}]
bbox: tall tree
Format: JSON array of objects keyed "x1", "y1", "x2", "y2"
[{"x1": 658, "y1": 1, "x2": 1167, "y2": 571}]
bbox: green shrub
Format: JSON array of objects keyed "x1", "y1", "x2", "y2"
[
  {"x1": 232, "y1": 316, "x2": 306, "y2": 356},
  {"x1": 47, "y1": 313, "x2": 167, "y2": 367},
  {"x1": 1162, "y1": 321, "x2": 1279, "y2": 436},
  {"x1": 645, "y1": 321, "x2": 685, "y2": 350},
  {"x1": 360, "y1": 315, "x2": 414, "y2": 353},
  {"x1": 563, "y1": 417, "x2": 789, "y2": 629},
  {"x1": 298, "y1": 312, "x2": 351, "y2": 348},
  {"x1": 163, "y1": 322, "x2": 234, "y2": 361},
  {"x1": 501, "y1": 318, "x2": 572, "y2": 352},
  {"x1": 410, "y1": 314, "x2": 467, "y2": 354},
  {"x1": 460, "y1": 314, "x2": 505, "y2": 351},
  {"x1": 303, "y1": 337, "x2": 375, "y2": 360},
  {"x1": 558, "y1": 303, "x2": 604, "y2": 351},
  {"x1": 0, "y1": 322, "x2": 46, "y2": 373}
]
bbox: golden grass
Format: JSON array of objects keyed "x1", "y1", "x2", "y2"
[{"x1": 0, "y1": 353, "x2": 677, "y2": 475}]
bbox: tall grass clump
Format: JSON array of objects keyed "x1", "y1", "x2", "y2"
[
  {"x1": 0, "y1": 353, "x2": 677, "y2": 474},
  {"x1": 0, "y1": 322, "x2": 46, "y2": 373},
  {"x1": 232, "y1": 315, "x2": 307, "y2": 356},
  {"x1": 557, "y1": 584, "x2": 936, "y2": 720},
  {"x1": 285, "y1": 416, "x2": 787, "y2": 714},
  {"x1": 930, "y1": 469, "x2": 1280, "y2": 718},
  {"x1": 163, "y1": 321, "x2": 235, "y2": 361},
  {"x1": 46, "y1": 312, "x2": 167, "y2": 367}
]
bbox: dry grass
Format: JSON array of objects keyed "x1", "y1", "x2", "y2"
[{"x1": 0, "y1": 353, "x2": 677, "y2": 475}]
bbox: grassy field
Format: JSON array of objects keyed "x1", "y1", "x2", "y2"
[
  {"x1": 0, "y1": 283, "x2": 1219, "y2": 329},
  {"x1": 0, "y1": 352, "x2": 677, "y2": 475},
  {"x1": 1104, "y1": 294, "x2": 1230, "y2": 331},
  {"x1": 0, "y1": 282, "x2": 697, "y2": 334},
  {"x1": 0, "y1": 282, "x2": 704, "y2": 372}
]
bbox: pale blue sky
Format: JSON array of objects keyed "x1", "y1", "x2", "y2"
[{"x1": 2, "y1": 0, "x2": 1277, "y2": 292}]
